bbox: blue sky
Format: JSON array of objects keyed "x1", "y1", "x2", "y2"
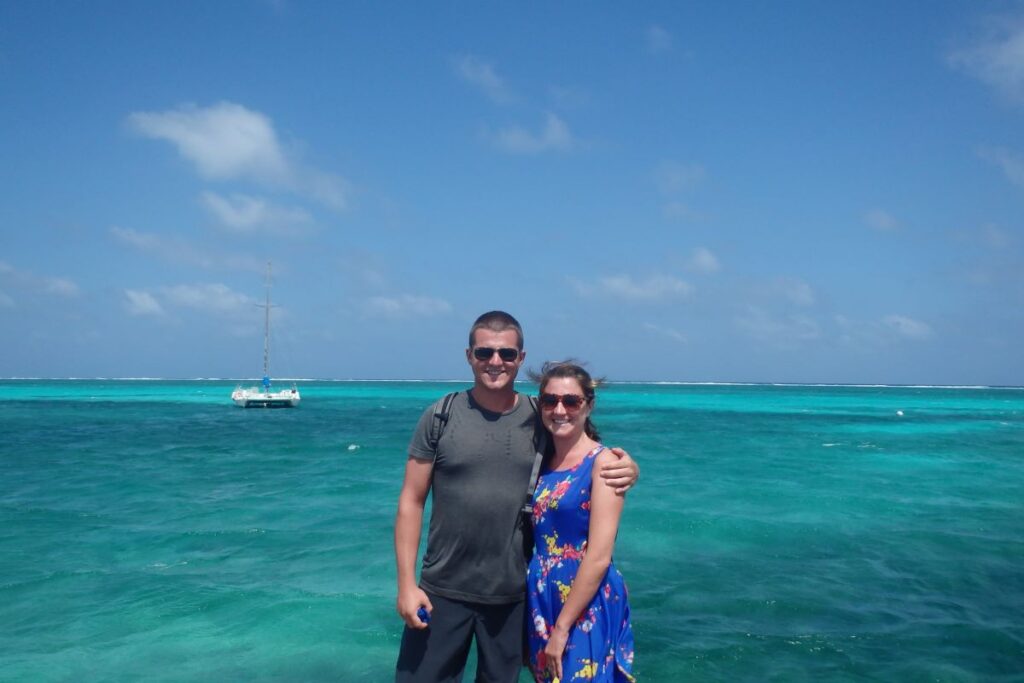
[{"x1": 1, "y1": 1, "x2": 1022, "y2": 384}]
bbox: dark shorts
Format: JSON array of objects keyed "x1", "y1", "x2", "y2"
[{"x1": 395, "y1": 592, "x2": 525, "y2": 683}]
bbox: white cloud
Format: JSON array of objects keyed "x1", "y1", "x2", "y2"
[
  {"x1": 864, "y1": 208, "x2": 899, "y2": 231},
  {"x1": 365, "y1": 294, "x2": 453, "y2": 317},
  {"x1": 882, "y1": 314, "x2": 932, "y2": 340},
  {"x1": 45, "y1": 278, "x2": 79, "y2": 297},
  {"x1": 453, "y1": 55, "x2": 514, "y2": 104},
  {"x1": 129, "y1": 102, "x2": 289, "y2": 182},
  {"x1": 111, "y1": 226, "x2": 162, "y2": 251},
  {"x1": 735, "y1": 307, "x2": 821, "y2": 346},
  {"x1": 646, "y1": 25, "x2": 673, "y2": 53},
  {"x1": 0, "y1": 261, "x2": 79, "y2": 298},
  {"x1": 162, "y1": 283, "x2": 253, "y2": 314},
  {"x1": 688, "y1": 247, "x2": 720, "y2": 274},
  {"x1": 124, "y1": 289, "x2": 164, "y2": 316},
  {"x1": 201, "y1": 191, "x2": 312, "y2": 234},
  {"x1": 655, "y1": 161, "x2": 705, "y2": 194},
  {"x1": 574, "y1": 273, "x2": 693, "y2": 301},
  {"x1": 0, "y1": 291, "x2": 14, "y2": 308},
  {"x1": 949, "y1": 17, "x2": 1024, "y2": 104},
  {"x1": 979, "y1": 146, "x2": 1024, "y2": 190},
  {"x1": 643, "y1": 322, "x2": 687, "y2": 343},
  {"x1": 127, "y1": 101, "x2": 348, "y2": 209},
  {"x1": 494, "y1": 113, "x2": 573, "y2": 154}
]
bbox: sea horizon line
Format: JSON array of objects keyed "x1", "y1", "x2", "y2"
[{"x1": 1, "y1": 377, "x2": 1021, "y2": 390}]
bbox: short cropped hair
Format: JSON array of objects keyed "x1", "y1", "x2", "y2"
[{"x1": 468, "y1": 310, "x2": 524, "y2": 349}]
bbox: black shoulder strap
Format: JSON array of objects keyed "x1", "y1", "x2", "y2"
[
  {"x1": 522, "y1": 395, "x2": 547, "y2": 515},
  {"x1": 428, "y1": 391, "x2": 459, "y2": 452}
]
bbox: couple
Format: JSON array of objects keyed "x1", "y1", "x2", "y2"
[{"x1": 395, "y1": 311, "x2": 637, "y2": 682}]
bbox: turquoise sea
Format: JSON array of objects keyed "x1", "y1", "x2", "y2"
[{"x1": 1, "y1": 380, "x2": 1022, "y2": 682}]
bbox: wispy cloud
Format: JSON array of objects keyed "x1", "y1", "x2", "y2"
[
  {"x1": 735, "y1": 306, "x2": 821, "y2": 347},
  {"x1": 882, "y1": 314, "x2": 932, "y2": 340},
  {"x1": 864, "y1": 208, "x2": 899, "y2": 231},
  {"x1": 45, "y1": 278, "x2": 80, "y2": 297},
  {"x1": 663, "y1": 201, "x2": 705, "y2": 222},
  {"x1": 949, "y1": 16, "x2": 1024, "y2": 104},
  {"x1": 980, "y1": 224, "x2": 1013, "y2": 248},
  {"x1": 656, "y1": 161, "x2": 706, "y2": 221},
  {"x1": 124, "y1": 289, "x2": 165, "y2": 316},
  {"x1": 365, "y1": 294, "x2": 453, "y2": 318},
  {"x1": 200, "y1": 191, "x2": 312, "y2": 235},
  {"x1": 127, "y1": 101, "x2": 349, "y2": 209},
  {"x1": 122, "y1": 283, "x2": 259, "y2": 323},
  {"x1": 0, "y1": 291, "x2": 14, "y2": 308},
  {"x1": 110, "y1": 226, "x2": 264, "y2": 272},
  {"x1": 162, "y1": 283, "x2": 254, "y2": 314},
  {"x1": 493, "y1": 113, "x2": 574, "y2": 154},
  {"x1": 836, "y1": 314, "x2": 933, "y2": 345},
  {"x1": 0, "y1": 261, "x2": 79, "y2": 298},
  {"x1": 687, "y1": 247, "x2": 720, "y2": 274},
  {"x1": 655, "y1": 161, "x2": 705, "y2": 194},
  {"x1": 547, "y1": 84, "x2": 590, "y2": 109},
  {"x1": 646, "y1": 25, "x2": 673, "y2": 54},
  {"x1": 643, "y1": 322, "x2": 687, "y2": 343},
  {"x1": 573, "y1": 273, "x2": 693, "y2": 301},
  {"x1": 978, "y1": 146, "x2": 1024, "y2": 190},
  {"x1": 771, "y1": 277, "x2": 815, "y2": 306},
  {"x1": 453, "y1": 55, "x2": 514, "y2": 104}
]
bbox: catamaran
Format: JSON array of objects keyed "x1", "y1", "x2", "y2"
[{"x1": 231, "y1": 263, "x2": 301, "y2": 408}]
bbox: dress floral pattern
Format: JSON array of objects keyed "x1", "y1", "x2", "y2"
[{"x1": 527, "y1": 445, "x2": 635, "y2": 682}]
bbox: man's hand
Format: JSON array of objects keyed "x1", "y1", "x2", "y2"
[
  {"x1": 397, "y1": 585, "x2": 433, "y2": 629},
  {"x1": 599, "y1": 446, "x2": 639, "y2": 494}
]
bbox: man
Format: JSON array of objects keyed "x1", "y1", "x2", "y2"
[{"x1": 394, "y1": 311, "x2": 638, "y2": 682}]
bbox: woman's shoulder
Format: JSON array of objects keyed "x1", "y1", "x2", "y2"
[{"x1": 591, "y1": 443, "x2": 617, "y2": 466}]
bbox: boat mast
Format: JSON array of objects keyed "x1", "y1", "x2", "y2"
[{"x1": 261, "y1": 262, "x2": 273, "y2": 387}]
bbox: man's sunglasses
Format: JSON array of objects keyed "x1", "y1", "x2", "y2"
[
  {"x1": 539, "y1": 393, "x2": 587, "y2": 410},
  {"x1": 472, "y1": 347, "x2": 520, "y2": 362}
]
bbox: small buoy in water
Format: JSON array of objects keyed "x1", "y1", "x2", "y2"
[
  {"x1": 896, "y1": 410, "x2": 904, "y2": 417},
  {"x1": 347, "y1": 444, "x2": 360, "y2": 451}
]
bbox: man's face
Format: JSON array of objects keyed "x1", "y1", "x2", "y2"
[{"x1": 466, "y1": 328, "x2": 524, "y2": 393}]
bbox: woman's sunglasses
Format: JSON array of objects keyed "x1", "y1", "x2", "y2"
[
  {"x1": 539, "y1": 393, "x2": 587, "y2": 410},
  {"x1": 472, "y1": 347, "x2": 520, "y2": 362}
]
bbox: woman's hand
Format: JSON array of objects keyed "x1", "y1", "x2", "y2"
[{"x1": 544, "y1": 624, "x2": 570, "y2": 681}]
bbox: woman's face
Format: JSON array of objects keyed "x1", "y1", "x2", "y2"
[{"x1": 540, "y1": 377, "x2": 592, "y2": 439}]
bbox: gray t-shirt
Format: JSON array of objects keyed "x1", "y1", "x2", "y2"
[{"x1": 408, "y1": 390, "x2": 541, "y2": 604}]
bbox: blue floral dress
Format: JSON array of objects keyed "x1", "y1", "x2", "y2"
[{"x1": 526, "y1": 444, "x2": 636, "y2": 682}]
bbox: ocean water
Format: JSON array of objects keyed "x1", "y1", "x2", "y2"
[{"x1": 1, "y1": 380, "x2": 1022, "y2": 682}]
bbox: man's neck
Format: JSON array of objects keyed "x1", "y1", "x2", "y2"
[{"x1": 470, "y1": 385, "x2": 518, "y2": 414}]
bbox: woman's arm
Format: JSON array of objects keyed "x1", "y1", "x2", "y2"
[
  {"x1": 599, "y1": 446, "x2": 639, "y2": 494},
  {"x1": 544, "y1": 447, "x2": 626, "y2": 680}
]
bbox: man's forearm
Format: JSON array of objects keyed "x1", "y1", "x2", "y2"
[{"x1": 394, "y1": 501, "x2": 424, "y2": 590}]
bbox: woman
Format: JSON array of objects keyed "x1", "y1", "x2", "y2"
[{"x1": 527, "y1": 361, "x2": 635, "y2": 682}]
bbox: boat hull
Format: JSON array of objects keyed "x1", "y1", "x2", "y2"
[{"x1": 231, "y1": 387, "x2": 301, "y2": 408}]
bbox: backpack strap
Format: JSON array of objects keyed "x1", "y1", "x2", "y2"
[
  {"x1": 428, "y1": 391, "x2": 459, "y2": 453},
  {"x1": 522, "y1": 395, "x2": 548, "y2": 515}
]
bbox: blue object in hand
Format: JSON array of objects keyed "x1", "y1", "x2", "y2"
[{"x1": 417, "y1": 607, "x2": 431, "y2": 625}]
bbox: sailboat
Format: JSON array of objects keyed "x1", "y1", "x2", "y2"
[{"x1": 231, "y1": 263, "x2": 301, "y2": 408}]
